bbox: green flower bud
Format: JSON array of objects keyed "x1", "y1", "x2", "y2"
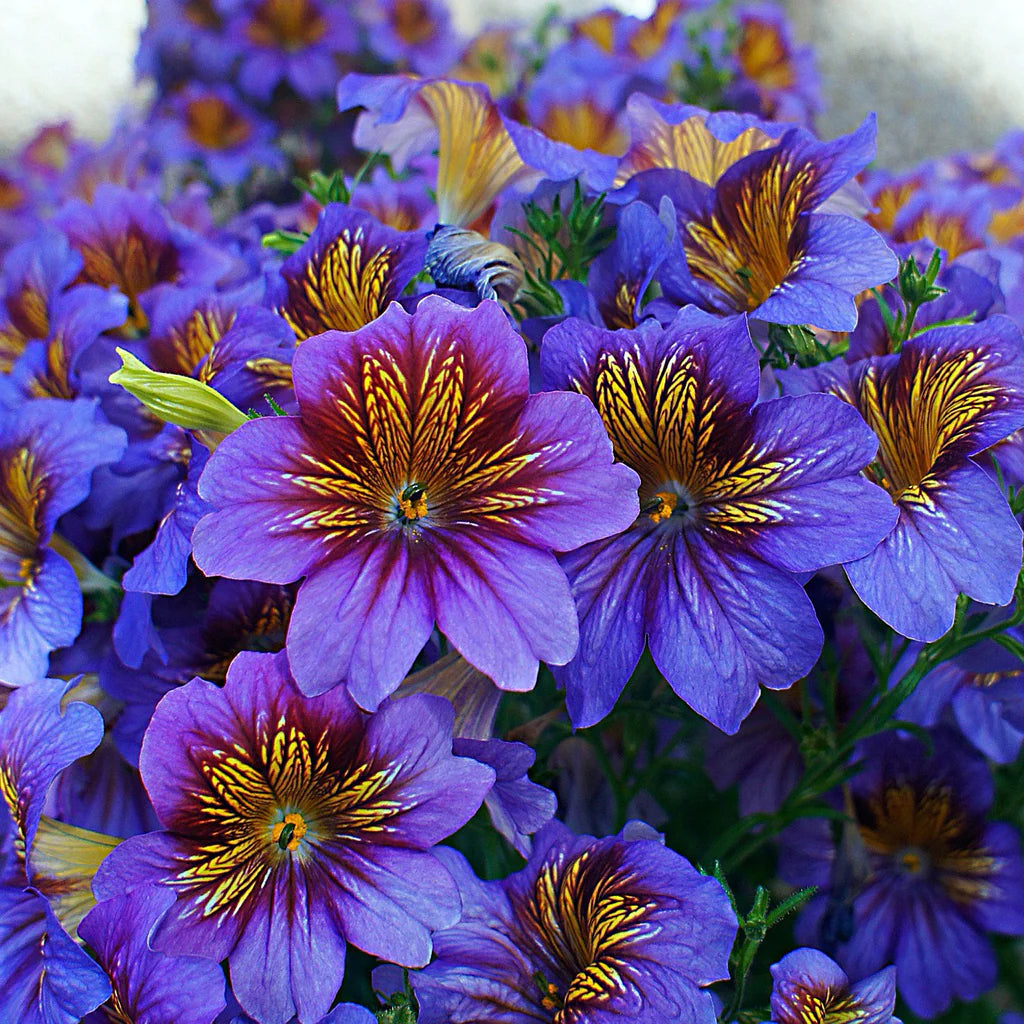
[{"x1": 109, "y1": 348, "x2": 248, "y2": 437}]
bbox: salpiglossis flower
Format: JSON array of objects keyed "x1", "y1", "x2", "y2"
[
  {"x1": 413, "y1": 820, "x2": 737, "y2": 1024},
  {"x1": 0, "y1": 678, "x2": 120, "y2": 1023},
  {"x1": 94, "y1": 651, "x2": 495, "y2": 1024},
  {"x1": 540, "y1": 308, "x2": 896, "y2": 732},
  {"x1": 781, "y1": 729, "x2": 1024, "y2": 1018},
  {"x1": 272, "y1": 203, "x2": 426, "y2": 341},
  {"x1": 766, "y1": 948, "x2": 900, "y2": 1024},
  {"x1": 625, "y1": 107, "x2": 897, "y2": 330},
  {"x1": 0, "y1": 400, "x2": 125, "y2": 684},
  {"x1": 783, "y1": 318, "x2": 1024, "y2": 640},
  {"x1": 193, "y1": 296, "x2": 640, "y2": 707}
]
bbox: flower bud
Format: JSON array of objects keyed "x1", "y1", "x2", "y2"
[{"x1": 109, "y1": 348, "x2": 248, "y2": 436}]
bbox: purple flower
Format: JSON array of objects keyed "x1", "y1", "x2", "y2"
[
  {"x1": 192, "y1": 296, "x2": 639, "y2": 706},
  {"x1": 613, "y1": 94, "x2": 788, "y2": 190},
  {"x1": 732, "y1": 5, "x2": 822, "y2": 125},
  {"x1": 0, "y1": 678, "x2": 117, "y2": 1022},
  {"x1": 103, "y1": 579, "x2": 295, "y2": 764},
  {"x1": 540, "y1": 309, "x2": 896, "y2": 732},
  {"x1": 784, "y1": 318, "x2": 1024, "y2": 640},
  {"x1": 338, "y1": 74, "x2": 616, "y2": 229},
  {"x1": 0, "y1": 275, "x2": 128, "y2": 406},
  {"x1": 149, "y1": 83, "x2": 284, "y2": 186},
  {"x1": 0, "y1": 400, "x2": 125, "y2": 684},
  {"x1": 0, "y1": 227, "x2": 82, "y2": 373},
  {"x1": 272, "y1": 203, "x2": 427, "y2": 340},
  {"x1": 412, "y1": 820, "x2": 737, "y2": 1023},
  {"x1": 521, "y1": 41, "x2": 633, "y2": 157},
  {"x1": 781, "y1": 729, "x2": 1024, "y2": 1018},
  {"x1": 79, "y1": 886, "x2": 227, "y2": 1024},
  {"x1": 765, "y1": 948, "x2": 900, "y2": 1024},
  {"x1": 357, "y1": 0, "x2": 460, "y2": 75},
  {"x1": 94, "y1": 651, "x2": 494, "y2": 1024},
  {"x1": 633, "y1": 111, "x2": 897, "y2": 330},
  {"x1": 348, "y1": 164, "x2": 436, "y2": 232},
  {"x1": 897, "y1": 638, "x2": 1024, "y2": 763},
  {"x1": 888, "y1": 184, "x2": 993, "y2": 261},
  {"x1": 52, "y1": 184, "x2": 229, "y2": 334},
  {"x1": 587, "y1": 199, "x2": 674, "y2": 329},
  {"x1": 137, "y1": 0, "x2": 241, "y2": 87},
  {"x1": 229, "y1": 0, "x2": 357, "y2": 102}
]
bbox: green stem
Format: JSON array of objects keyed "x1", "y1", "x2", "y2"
[{"x1": 710, "y1": 604, "x2": 1024, "y2": 872}]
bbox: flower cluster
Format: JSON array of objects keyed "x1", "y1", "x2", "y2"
[{"x1": 4, "y1": 0, "x2": 1024, "y2": 1022}]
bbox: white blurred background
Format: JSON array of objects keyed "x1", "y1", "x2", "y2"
[{"x1": 1, "y1": 0, "x2": 1023, "y2": 168}]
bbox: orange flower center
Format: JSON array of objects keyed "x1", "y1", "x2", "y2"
[
  {"x1": 271, "y1": 812, "x2": 308, "y2": 852},
  {"x1": 246, "y1": 0, "x2": 326, "y2": 50},
  {"x1": 185, "y1": 97, "x2": 252, "y2": 151}
]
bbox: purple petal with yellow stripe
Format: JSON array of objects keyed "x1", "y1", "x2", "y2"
[
  {"x1": 194, "y1": 296, "x2": 639, "y2": 705},
  {"x1": 768, "y1": 948, "x2": 899, "y2": 1024},
  {"x1": 0, "y1": 400, "x2": 126, "y2": 683},
  {"x1": 413, "y1": 821, "x2": 736, "y2": 1024},
  {"x1": 274, "y1": 203, "x2": 426, "y2": 341},
  {"x1": 94, "y1": 651, "x2": 493, "y2": 1024},
  {"x1": 541, "y1": 309, "x2": 895, "y2": 731},
  {"x1": 646, "y1": 114, "x2": 896, "y2": 329},
  {"x1": 786, "y1": 318, "x2": 1024, "y2": 640},
  {"x1": 0, "y1": 677, "x2": 103, "y2": 864},
  {"x1": 781, "y1": 729, "x2": 1024, "y2": 1018}
]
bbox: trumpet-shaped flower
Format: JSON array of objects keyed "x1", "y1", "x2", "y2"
[
  {"x1": 412, "y1": 820, "x2": 737, "y2": 1023},
  {"x1": 541, "y1": 309, "x2": 897, "y2": 732},
  {"x1": 613, "y1": 94, "x2": 786, "y2": 189},
  {"x1": 782, "y1": 318, "x2": 1024, "y2": 640},
  {"x1": 273, "y1": 203, "x2": 426, "y2": 341},
  {"x1": 52, "y1": 184, "x2": 228, "y2": 334},
  {"x1": 93, "y1": 651, "x2": 495, "y2": 1024},
  {"x1": 193, "y1": 296, "x2": 639, "y2": 707},
  {"x1": 0, "y1": 400, "x2": 125, "y2": 684},
  {"x1": 149, "y1": 83, "x2": 284, "y2": 186},
  {"x1": 337, "y1": 74, "x2": 615, "y2": 229},
  {"x1": 0, "y1": 678, "x2": 120, "y2": 1022},
  {"x1": 630, "y1": 111, "x2": 897, "y2": 330},
  {"x1": 228, "y1": 0, "x2": 358, "y2": 101},
  {"x1": 781, "y1": 730, "x2": 1024, "y2": 1018},
  {"x1": 765, "y1": 948, "x2": 900, "y2": 1024}
]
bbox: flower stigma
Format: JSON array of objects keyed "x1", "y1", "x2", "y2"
[
  {"x1": 398, "y1": 482, "x2": 428, "y2": 522},
  {"x1": 271, "y1": 811, "x2": 308, "y2": 852}
]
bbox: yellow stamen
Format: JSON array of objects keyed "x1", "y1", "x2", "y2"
[
  {"x1": 647, "y1": 490, "x2": 677, "y2": 523},
  {"x1": 271, "y1": 812, "x2": 307, "y2": 852},
  {"x1": 399, "y1": 483, "x2": 428, "y2": 521},
  {"x1": 901, "y1": 850, "x2": 923, "y2": 873}
]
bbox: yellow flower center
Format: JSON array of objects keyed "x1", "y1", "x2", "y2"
[
  {"x1": 646, "y1": 490, "x2": 677, "y2": 523},
  {"x1": 271, "y1": 812, "x2": 307, "y2": 852},
  {"x1": 399, "y1": 483, "x2": 428, "y2": 521}
]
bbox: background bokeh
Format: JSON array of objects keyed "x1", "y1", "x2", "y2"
[{"x1": 1, "y1": 0, "x2": 1024, "y2": 167}]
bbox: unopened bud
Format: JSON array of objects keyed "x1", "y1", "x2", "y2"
[{"x1": 109, "y1": 348, "x2": 248, "y2": 437}]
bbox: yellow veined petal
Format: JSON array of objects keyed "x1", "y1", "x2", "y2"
[
  {"x1": 616, "y1": 111, "x2": 776, "y2": 188},
  {"x1": 31, "y1": 816, "x2": 120, "y2": 937},
  {"x1": 420, "y1": 80, "x2": 527, "y2": 227}
]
